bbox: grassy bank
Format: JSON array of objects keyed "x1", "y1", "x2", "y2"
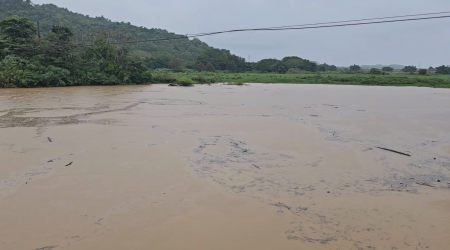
[
  {"x1": 165, "y1": 72, "x2": 450, "y2": 88},
  {"x1": 213, "y1": 72, "x2": 450, "y2": 88}
]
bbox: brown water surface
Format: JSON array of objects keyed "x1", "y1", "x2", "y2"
[{"x1": 1, "y1": 84, "x2": 450, "y2": 250}]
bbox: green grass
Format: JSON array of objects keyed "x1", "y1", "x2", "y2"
[
  {"x1": 211, "y1": 72, "x2": 450, "y2": 88},
  {"x1": 156, "y1": 72, "x2": 450, "y2": 88}
]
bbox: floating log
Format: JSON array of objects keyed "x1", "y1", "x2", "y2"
[
  {"x1": 376, "y1": 147, "x2": 411, "y2": 157},
  {"x1": 415, "y1": 182, "x2": 434, "y2": 188}
]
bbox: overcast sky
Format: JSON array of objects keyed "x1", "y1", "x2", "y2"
[{"x1": 33, "y1": 0, "x2": 450, "y2": 66}]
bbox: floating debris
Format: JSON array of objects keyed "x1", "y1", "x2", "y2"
[
  {"x1": 415, "y1": 182, "x2": 434, "y2": 188},
  {"x1": 35, "y1": 246, "x2": 58, "y2": 250},
  {"x1": 252, "y1": 164, "x2": 261, "y2": 169},
  {"x1": 376, "y1": 147, "x2": 411, "y2": 157},
  {"x1": 272, "y1": 202, "x2": 292, "y2": 210}
]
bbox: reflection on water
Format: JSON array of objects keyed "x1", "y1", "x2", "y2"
[{"x1": 1, "y1": 84, "x2": 450, "y2": 250}]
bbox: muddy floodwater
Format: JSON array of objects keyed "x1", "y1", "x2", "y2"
[{"x1": 1, "y1": 84, "x2": 450, "y2": 250}]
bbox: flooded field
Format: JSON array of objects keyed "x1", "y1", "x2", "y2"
[{"x1": 1, "y1": 84, "x2": 449, "y2": 250}]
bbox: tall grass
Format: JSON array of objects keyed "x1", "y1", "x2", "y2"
[
  {"x1": 152, "y1": 71, "x2": 450, "y2": 88},
  {"x1": 214, "y1": 72, "x2": 450, "y2": 88}
]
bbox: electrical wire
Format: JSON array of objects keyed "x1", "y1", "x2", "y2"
[
  {"x1": 3, "y1": 12, "x2": 450, "y2": 52},
  {"x1": 187, "y1": 15, "x2": 450, "y2": 37},
  {"x1": 187, "y1": 10, "x2": 450, "y2": 36}
]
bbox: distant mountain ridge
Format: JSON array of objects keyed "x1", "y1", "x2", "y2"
[{"x1": 0, "y1": 0, "x2": 211, "y2": 61}]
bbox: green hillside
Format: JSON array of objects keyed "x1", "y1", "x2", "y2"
[
  {"x1": 2, "y1": 0, "x2": 447, "y2": 88},
  {"x1": 0, "y1": 0, "x2": 210, "y2": 61}
]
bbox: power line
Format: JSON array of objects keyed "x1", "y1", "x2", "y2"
[
  {"x1": 187, "y1": 10, "x2": 450, "y2": 36},
  {"x1": 3, "y1": 12, "x2": 450, "y2": 51},
  {"x1": 187, "y1": 15, "x2": 450, "y2": 38},
  {"x1": 264, "y1": 10, "x2": 450, "y2": 29}
]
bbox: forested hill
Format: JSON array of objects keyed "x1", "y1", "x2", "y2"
[
  {"x1": 0, "y1": 0, "x2": 211, "y2": 61},
  {"x1": 0, "y1": 0, "x2": 345, "y2": 88}
]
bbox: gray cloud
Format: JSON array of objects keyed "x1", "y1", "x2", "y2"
[{"x1": 33, "y1": 0, "x2": 450, "y2": 66}]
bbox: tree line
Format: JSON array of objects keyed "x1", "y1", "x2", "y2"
[
  {"x1": 0, "y1": 16, "x2": 342, "y2": 88},
  {"x1": 187, "y1": 50, "x2": 338, "y2": 74},
  {"x1": 2, "y1": 15, "x2": 449, "y2": 88},
  {"x1": 347, "y1": 64, "x2": 450, "y2": 76},
  {"x1": 0, "y1": 0, "x2": 211, "y2": 62},
  {"x1": 0, "y1": 17, "x2": 153, "y2": 87}
]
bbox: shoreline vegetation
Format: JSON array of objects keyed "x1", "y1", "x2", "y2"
[
  {"x1": 174, "y1": 72, "x2": 450, "y2": 88},
  {"x1": 1, "y1": 1, "x2": 450, "y2": 89},
  {"x1": 128, "y1": 71, "x2": 450, "y2": 88},
  {"x1": 2, "y1": 70, "x2": 450, "y2": 89}
]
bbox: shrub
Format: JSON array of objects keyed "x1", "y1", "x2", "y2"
[
  {"x1": 153, "y1": 73, "x2": 176, "y2": 83},
  {"x1": 191, "y1": 74, "x2": 207, "y2": 83},
  {"x1": 369, "y1": 68, "x2": 382, "y2": 75},
  {"x1": 349, "y1": 64, "x2": 361, "y2": 72},
  {"x1": 205, "y1": 62, "x2": 215, "y2": 72},
  {"x1": 140, "y1": 71, "x2": 153, "y2": 83},
  {"x1": 176, "y1": 76, "x2": 194, "y2": 86},
  {"x1": 402, "y1": 66, "x2": 417, "y2": 73},
  {"x1": 436, "y1": 65, "x2": 450, "y2": 74},
  {"x1": 382, "y1": 67, "x2": 394, "y2": 72}
]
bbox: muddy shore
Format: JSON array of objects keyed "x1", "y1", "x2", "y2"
[{"x1": 1, "y1": 84, "x2": 449, "y2": 250}]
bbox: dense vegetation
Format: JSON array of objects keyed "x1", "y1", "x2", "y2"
[
  {"x1": 0, "y1": 0, "x2": 340, "y2": 73},
  {"x1": 1, "y1": 0, "x2": 450, "y2": 88},
  {"x1": 0, "y1": 0, "x2": 211, "y2": 61},
  {"x1": 0, "y1": 16, "x2": 156, "y2": 87},
  {"x1": 436, "y1": 65, "x2": 450, "y2": 74},
  {"x1": 0, "y1": 0, "x2": 337, "y2": 88},
  {"x1": 253, "y1": 57, "x2": 335, "y2": 74}
]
